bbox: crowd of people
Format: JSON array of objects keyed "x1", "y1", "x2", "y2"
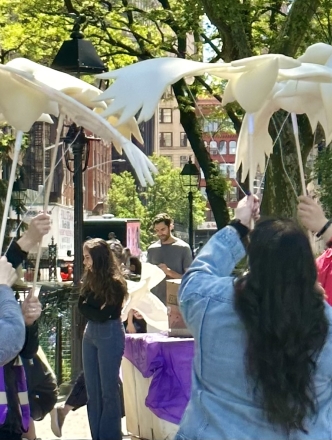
[{"x1": 3, "y1": 195, "x2": 332, "y2": 439}]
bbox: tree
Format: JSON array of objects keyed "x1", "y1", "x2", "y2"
[
  {"x1": 0, "y1": 0, "x2": 230, "y2": 227},
  {"x1": 142, "y1": 155, "x2": 206, "y2": 234},
  {"x1": 0, "y1": 0, "x2": 330, "y2": 222},
  {"x1": 107, "y1": 155, "x2": 206, "y2": 249},
  {"x1": 314, "y1": 142, "x2": 332, "y2": 217},
  {"x1": 107, "y1": 170, "x2": 150, "y2": 246}
]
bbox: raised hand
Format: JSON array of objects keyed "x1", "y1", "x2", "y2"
[
  {"x1": 234, "y1": 195, "x2": 260, "y2": 228},
  {"x1": 297, "y1": 196, "x2": 328, "y2": 233},
  {"x1": 21, "y1": 289, "x2": 42, "y2": 325},
  {"x1": 0, "y1": 256, "x2": 17, "y2": 287},
  {"x1": 17, "y1": 213, "x2": 51, "y2": 253}
]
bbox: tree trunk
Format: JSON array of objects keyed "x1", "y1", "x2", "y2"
[
  {"x1": 261, "y1": 112, "x2": 314, "y2": 217},
  {"x1": 172, "y1": 81, "x2": 230, "y2": 229}
]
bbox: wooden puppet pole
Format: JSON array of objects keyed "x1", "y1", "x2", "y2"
[
  {"x1": 291, "y1": 112, "x2": 307, "y2": 196},
  {"x1": 248, "y1": 113, "x2": 255, "y2": 228},
  {"x1": 32, "y1": 113, "x2": 65, "y2": 295}
]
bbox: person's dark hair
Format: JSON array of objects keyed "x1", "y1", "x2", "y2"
[
  {"x1": 129, "y1": 256, "x2": 142, "y2": 275},
  {"x1": 152, "y1": 213, "x2": 172, "y2": 228},
  {"x1": 234, "y1": 218, "x2": 328, "y2": 434},
  {"x1": 109, "y1": 242, "x2": 124, "y2": 262},
  {"x1": 81, "y1": 238, "x2": 128, "y2": 306}
]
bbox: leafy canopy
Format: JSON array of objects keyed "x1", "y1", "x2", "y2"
[{"x1": 107, "y1": 155, "x2": 206, "y2": 249}]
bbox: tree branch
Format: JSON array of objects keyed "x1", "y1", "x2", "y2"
[
  {"x1": 63, "y1": 0, "x2": 79, "y2": 15},
  {"x1": 270, "y1": 0, "x2": 322, "y2": 55},
  {"x1": 200, "y1": 32, "x2": 223, "y2": 59},
  {"x1": 199, "y1": 0, "x2": 252, "y2": 61}
]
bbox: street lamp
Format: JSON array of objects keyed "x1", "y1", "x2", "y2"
[
  {"x1": 180, "y1": 157, "x2": 201, "y2": 256},
  {"x1": 52, "y1": 13, "x2": 107, "y2": 380},
  {"x1": 12, "y1": 173, "x2": 27, "y2": 238},
  {"x1": 51, "y1": 14, "x2": 106, "y2": 76}
]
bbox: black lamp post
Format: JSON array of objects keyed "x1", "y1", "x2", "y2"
[
  {"x1": 180, "y1": 157, "x2": 201, "y2": 256},
  {"x1": 51, "y1": 14, "x2": 106, "y2": 76},
  {"x1": 12, "y1": 174, "x2": 27, "y2": 238},
  {"x1": 51, "y1": 13, "x2": 107, "y2": 380}
]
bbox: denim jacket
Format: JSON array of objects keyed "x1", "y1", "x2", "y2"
[{"x1": 175, "y1": 226, "x2": 332, "y2": 440}]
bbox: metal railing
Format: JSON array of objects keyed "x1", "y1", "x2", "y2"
[{"x1": 14, "y1": 284, "x2": 72, "y2": 384}]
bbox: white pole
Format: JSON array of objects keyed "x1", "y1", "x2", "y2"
[
  {"x1": 291, "y1": 113, "x2": 307, "y2": 195},
  {"x1": 248, "y1": 114, "x2": 255, "y2": 229},
  {"x1": 32, "y1": 113, "x2": 65, "y2": 295},
  {"x1": 248, "y1": 114, "x2": 255, "y2": 196}
]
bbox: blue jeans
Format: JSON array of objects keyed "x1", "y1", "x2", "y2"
[{"x1": 83, "y1": 319, "x2": 125, "y2": 440}]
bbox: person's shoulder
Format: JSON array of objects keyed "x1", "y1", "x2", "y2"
[
  {"x1": 173, "y1": 238, "x2": 191, "y2": 249},
  {"x1": 148, "y1": 240, "x2": 161, "y2": 250}
]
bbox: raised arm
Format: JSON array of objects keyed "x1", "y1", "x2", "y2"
[
  {"x1": 298, "y1": 196, "x2": 332, "y2": 244},
  {"x1": 180, "y1": 196, "x2": 259, "y2": 300}
]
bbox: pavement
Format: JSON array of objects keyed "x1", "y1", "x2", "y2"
[{"x1": 34, "y1": 406, "x2": 133, "y2": 440}]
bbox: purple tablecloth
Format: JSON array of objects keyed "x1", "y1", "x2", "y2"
[{"x1": 124, "y1": 333, "x2": 194, "y2": 424}]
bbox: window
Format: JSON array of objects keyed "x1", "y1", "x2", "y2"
[
  {"x1": 220, "y1": 163, "x2": 236, "y2": 178},
  {"x1": 164, "y1": 155, "x2": 173, "y2": 163},
  {"x1": 227, "y1": 164, "x2": 236, "y2": 179},
  {"x1": 229, "y1": 140, "x2": 237, "y2": 155},
  {"x1": 180, "y1": 132, "x2": 188, "y2": 147},
  {"x1": 220, "y1": 163, "x2": 227, "y2": 175},
  {"x1": 209, "y1": 140, "x2": 218, "y2": 155},
  {"x1": 228, "y1": 186, "x2": 238, "y2": 202},
  {"x1": 219, "y1": 141, "x2": 227, "y2": 155},
  {"x1": 203, "y1": 120, "x2": 218, "y2": 133},
  {"x1": 159, "y1": 108, "x2": 172, "y2": 123},
  {"x1": 159, "y1": 132, "x2": 173, "y2": 148},
  {"x1": 180, "y1": 155, "x2": 189, "y2": 167}
]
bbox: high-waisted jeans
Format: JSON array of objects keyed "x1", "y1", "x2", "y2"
[{"x1": 83, "y1": 319, "x2": 125, "y2": 440}]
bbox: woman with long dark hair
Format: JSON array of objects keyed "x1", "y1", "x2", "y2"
[
  {"x1": 175, "y1": 195, "x2": 332, "y2": 440},
  {"x1": 79, "y1": 238, "x2": 128, "y2": 440}
]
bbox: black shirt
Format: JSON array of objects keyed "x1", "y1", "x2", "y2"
[{"x1": 78, "y1": 292, "x2": 122, "y2": 322}]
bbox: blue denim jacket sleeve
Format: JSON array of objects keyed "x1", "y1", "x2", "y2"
[
  {"x1": 0, "y1": 285, "x2": 25, "y2": 366},
  {"x1": 179, "y1": 226, "x2": 246, "y2": 327}
]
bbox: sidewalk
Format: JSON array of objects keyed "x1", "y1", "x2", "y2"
[{"x1": 34, "y1": 406, "x2": 131, "y2": 440}]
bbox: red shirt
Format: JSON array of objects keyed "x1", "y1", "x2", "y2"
[{"x1": 316, "y1": 248, "x2": 332, "y2": 305}]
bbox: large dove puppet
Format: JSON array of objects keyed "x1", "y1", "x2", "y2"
[
  {"x1": 95, "y1": 45, "x2": 332, "y2": 194},
  {"x1": 0, "y1": 58, "x2": 156, "y2": 294}
]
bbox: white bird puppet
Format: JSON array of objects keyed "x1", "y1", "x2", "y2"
[
  {"x1": 95, "y1": 48, "x2": 332, "y2": 197},
  {"x1": 235, "y1": 43, "x2": 332, "y2": 193},
  {"x1": 123, "y1": 263, "x2": 168, "y2": 332},
  {"x1": 0, "y1": 58, "x2": 156, "y2": 294},
  {"x1": 95, "y1": 54, "x2": 301, "y2": 195},
  {"x1": 95, "y1": 55, "x2": 300, "y2": 124}
]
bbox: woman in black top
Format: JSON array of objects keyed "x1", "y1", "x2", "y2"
[{"x1": 79, "y1": 238, "x2": 128, "y2": 440}]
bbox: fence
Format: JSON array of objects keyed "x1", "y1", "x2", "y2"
[
  {"x1": 14, "y1": 284, "x2": 73, "y2": 384},
  {"x1": 23, "y1": 257, "x2": 55, "y2": 283}
]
